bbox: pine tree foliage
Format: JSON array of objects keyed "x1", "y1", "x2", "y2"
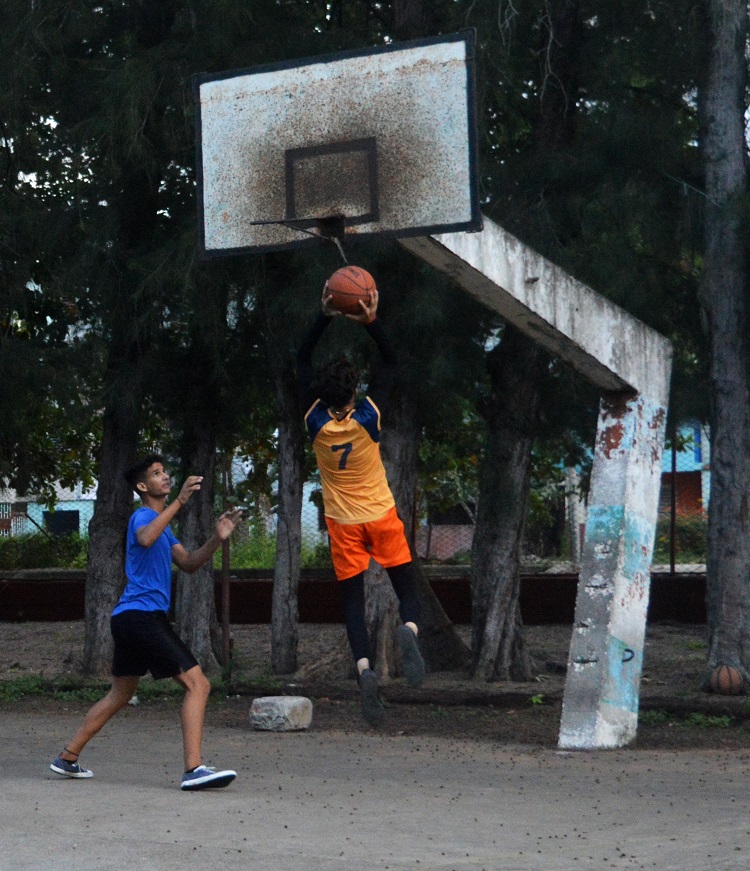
[{"x1": 0, "y1": 1, "x2": 731, "y2": 678}]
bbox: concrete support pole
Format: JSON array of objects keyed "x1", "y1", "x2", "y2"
[
  {"x1": 400, "y1": 216, "x2": 672, "y2": 749},
  {"x1": 558, "y1": 391, "x2": 668, "y2": 748}
]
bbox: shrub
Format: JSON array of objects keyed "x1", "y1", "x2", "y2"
[
  {"x1": 220, "y1": 532, "x2": 277, "y2": 569},
  {"x1": 0, "y1": 533, "x2": 89, "y2": 569},
  {"x1": 653, "y1": 511, "x2": 707, "y2": 563},
  {"x1": 301, "y1": 541, "x2": 333, "y2": 569},
  {"x1": 222, "y1": 530, "x2": 333, "y2": 569}
]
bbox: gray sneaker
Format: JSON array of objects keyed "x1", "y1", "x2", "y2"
[
  {"x1": 396, "y1": 625, "x2": 426, "y2": 687},
  {"x1": 50, "y1": 756, "x2": 93, "y2": 779},
  {"x1": 358, "y1": 668, "x2": 386, "y2": 727}
]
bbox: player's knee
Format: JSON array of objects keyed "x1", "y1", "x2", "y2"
[
  {"x1": 107, "y1": 678, "x2": 139, "y2": 709},
  {"x1": 181, "y1": 666, "x2": 210, "y2": 698}
]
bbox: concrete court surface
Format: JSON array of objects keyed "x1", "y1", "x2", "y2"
[{"x1": 3, "y1": 704, "x2": 750, "y2": 871}]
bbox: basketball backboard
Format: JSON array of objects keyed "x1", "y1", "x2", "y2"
[{"x1": 194, "y1": 30, "x2": 481, "y2": 258}]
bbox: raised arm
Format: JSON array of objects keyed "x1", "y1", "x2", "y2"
[
  {"x1": 364, "y1": 317, "x2": 396, "y2": 410},
  {"x1": 136, "y1": 475, "x2": 203, "y2": 548},
  {"x1": 296, "y1": 310, "x2": 333, "y2": 413},
  {"x1": 297, "y1": 282, "x2": 394, "y2": 410},
  {"x1": 170, "y1": 508, "x2": 243, "y2": 574}
]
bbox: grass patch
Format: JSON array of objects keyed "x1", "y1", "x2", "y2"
[
  {"x1": 428, "y1": 705, "x2": 449, "y2": 719},
  {"x1": 0, "y1": 670, "x2": 287, "y2": 704},
  {"x1": 220, "y1": 672, "x2": 285, "y2": 696},
  {"x1": 133, "y1": 680, "x2": 184, "y2": 702},
  {"x1": 0, "y1": 675, "x2": 51, "y2": 701},
  {"x1": 684, "y1": 712, "x2": 732, "y2": 729},
  {"x1": 640, "y1": 708, "x2": 734, "y2": 729},
  {"x1": 51, "y1": 686, "x2": 105, "y2": 703},
  {"x1": 0, "y1": 674, "x2": 108, "y2": 702},
  {"x1": 0, "y1": 674, "x2": 251, "y2": 704},
  {"x1": 640, "y1": 709, "x2": 670, "y2": 725}
]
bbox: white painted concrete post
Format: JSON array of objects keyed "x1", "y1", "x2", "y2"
[
  {"x1": 558, "y1": 392, "x2": 668, "y2": 748},
  {"x1": 400, "y1": 217, "x2": 672, "y2": 749}
]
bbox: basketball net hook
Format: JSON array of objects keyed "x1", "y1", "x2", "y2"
[
  {"x1": 246, "y1": 217, "x2": 349, "y2": 264},
  {"x1": 331, "y1": 237, "x2": 348, "y2": 265}
]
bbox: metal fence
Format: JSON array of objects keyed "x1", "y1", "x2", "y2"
[{"x1": 0, "y1": 423, "x2": 710, "y2": 571}]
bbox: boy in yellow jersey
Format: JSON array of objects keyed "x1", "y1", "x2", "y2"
[{"x1": 297, "y1": 283, "x2": 425, "y2": 726}]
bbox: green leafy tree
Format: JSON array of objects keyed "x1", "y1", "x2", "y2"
[{"x1": 0, "y1": 7, "x2": 100, "y2": 501}]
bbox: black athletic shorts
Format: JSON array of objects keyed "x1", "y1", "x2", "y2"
[{"x1": 110, "y1": 609, "x2": 199, "y2": 680}]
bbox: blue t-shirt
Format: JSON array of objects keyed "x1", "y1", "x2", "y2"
[{"x1": 112, "y1": 506, "x2": 179, "y2": 616}]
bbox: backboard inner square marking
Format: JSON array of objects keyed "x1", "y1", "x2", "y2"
[{"x1": 285, "y1": 138, "x2": 379, "y2": 226}]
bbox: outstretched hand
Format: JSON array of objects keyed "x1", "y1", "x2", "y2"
[
  {"x1": 177, "y1": 475, "x2": 203, "y2": 507},
  {"x1": 215, "y1": 507, "x2": 243, "y2": 541},
  {"x1": 321, "y1": 283, "x2": 341, "y2": 317},
  {"x1": 345, "y1": 288, "x2": 378, "y2": 324},
  {"x1": 321, "y1": 285, "x2": 378, "y2": 323}
]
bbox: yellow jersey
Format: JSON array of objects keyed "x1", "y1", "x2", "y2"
[{"x1": 304, "y1": 396, "x2": 394, "y2": 524}]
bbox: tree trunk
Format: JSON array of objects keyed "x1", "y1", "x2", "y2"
[
  {"x1": 270, "y1": 367, "x2": 305, "y2": 674},
  {"x1": 363, "y1": 563, "x2": 401, "y2": 683},
  {"x1": 82, "y1": 380, "x2": 140, "y2": 676},
  {"x1": 699, "y1": 0, "x2": 750, "y2": 680},
  {"x1": 471, "y1": 327, "x2": 547, "y2": 681},
  {"x1": 171, "y1": 277, "x2": 230, "y2": 674},
  {"x1": 469, "y1": 0, "x2": 581, "y2": 682},
  {"x1": 368, "y1": 388, "x2": 471, "y2": 679},
  {"x1": 173, "y1": 421, "x2": 221, "y2": 674},
  {"x1": 256, "y1": 258, "x2": 306, "y2": 676}
]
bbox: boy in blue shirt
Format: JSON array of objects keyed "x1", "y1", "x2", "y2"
[{"x1": 50, "y1": 455, "x2": 242, "y2": 791}]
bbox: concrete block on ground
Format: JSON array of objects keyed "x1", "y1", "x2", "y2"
[{"x1": 249, "y1": 696, "x2": 313, "y2": 731}]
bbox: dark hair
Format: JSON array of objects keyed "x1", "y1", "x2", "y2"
[
  {"x1": 314, "y1": 358, "x2": 359, "y2": 409},
  {"x1": 124, "y1": 454, "x2": 165, "y2": 494}
]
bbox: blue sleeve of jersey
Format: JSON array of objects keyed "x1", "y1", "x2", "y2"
[
  {"x1": 130, "y1": 506, "x2": 180, "y2": 546},
  {"x1": 305, "y1": 400, "x2": 330, "y2": 443},
  {"x1": 353, "y1": 398, "x2": 381, "y2": 442},
  {"x1": 131, "y1": 506, "x2": 157, "y2": 530}
]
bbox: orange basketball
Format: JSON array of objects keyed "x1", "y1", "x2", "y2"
[
  {"x1": 325, "y1": 266, "x2": 376, "y2": 315},
  {"x1": 709, "y1": 664, "x2": 743, "y2": 695}
]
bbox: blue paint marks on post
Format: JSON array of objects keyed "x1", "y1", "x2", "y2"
[
  {"x1": 584, "y1": 505, "x2": 625, "y2": 547},
  {"x1": 621, "y1": 510, "x2": 657, "y2": 584},
  {"x1": 603, "y1": 636, "x2": 642, "y2": 714}
]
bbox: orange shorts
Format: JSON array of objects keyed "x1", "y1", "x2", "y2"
[{"x1": 325, "y1": 506, "x2": 412, "y2": 581}]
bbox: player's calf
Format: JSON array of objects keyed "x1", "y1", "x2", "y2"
[
  {"x1": 358, "y1": 668, "x2": 386, "y2": 727},
  {"x1": 396, "y1": 625, "x2": 425, "y2": 688}
]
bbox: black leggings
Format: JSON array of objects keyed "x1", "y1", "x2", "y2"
[{"x1": 339, "y1": 562, "x2": 422, "y2": 664}]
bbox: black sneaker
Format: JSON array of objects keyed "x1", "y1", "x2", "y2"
[
  {"x1": 50, "y1": 756, "x2": 93, "y2": 779},
  {"x1": 358, "y1": 668, "x2": 386, "y2": 727},
  {"x1": 396, "y1": 625, "x2": 426, "y2": 687}
]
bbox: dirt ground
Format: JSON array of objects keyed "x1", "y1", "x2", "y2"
[{"x1": 3, "y1": 620, "x2": 750, "y2": 749}]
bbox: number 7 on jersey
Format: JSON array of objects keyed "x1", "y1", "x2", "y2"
[{"x1": 332, "y1": 442, "x2": 353, "y2": 470}]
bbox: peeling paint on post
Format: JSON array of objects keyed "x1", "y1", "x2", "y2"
[
  {"x1": 558, "y1": 393, "x2": 667, "y2": 748},
  {"x1": 400, "y1": 216, "x2": 672, "y2": 749}
]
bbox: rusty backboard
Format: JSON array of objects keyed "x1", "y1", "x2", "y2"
[{"x1": 194, "y1": 30, "x2": 481, "y2": 258}]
